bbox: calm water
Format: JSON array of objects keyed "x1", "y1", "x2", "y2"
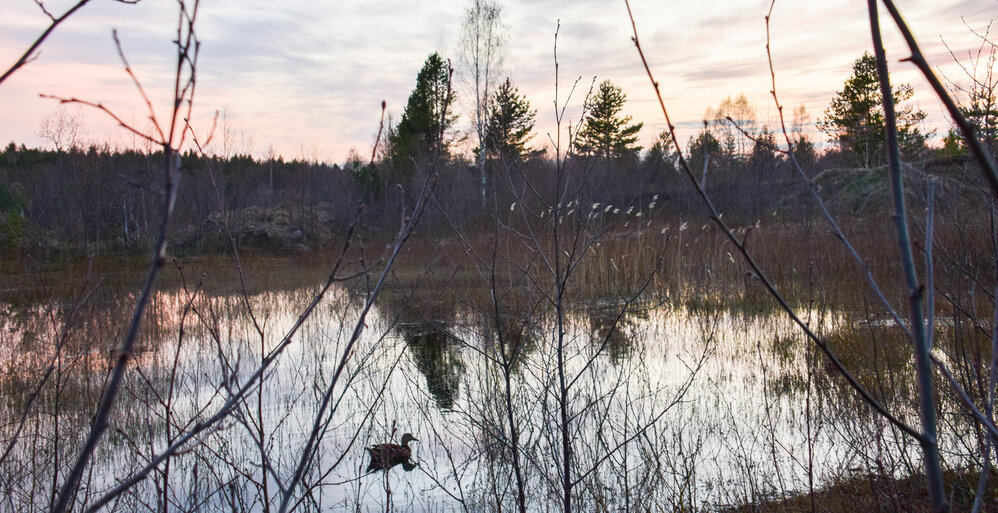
[{"x1": 0, "y1": 272, "x2": 930, "y2": 512}]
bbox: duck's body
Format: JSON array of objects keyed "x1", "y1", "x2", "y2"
[{"x1": 366, "y1": 433, "x2": 417, "y2": 472}]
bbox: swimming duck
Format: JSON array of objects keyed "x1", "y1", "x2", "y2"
[{"x1": 366, "y1": 433, "x2": 417, "y2": 472}]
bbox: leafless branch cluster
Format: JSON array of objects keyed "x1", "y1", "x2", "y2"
[
  {"x1": 626, "y1": 0, "x2": 998, "y2": 511},
  {"x1": 1, "y1": 2, "x2": 441, "y2": 512}
]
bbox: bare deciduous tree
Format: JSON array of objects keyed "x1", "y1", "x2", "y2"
[
  {"x1": 37, "y1": 106, "x2": 85, "y2": 152},
  {"x1": 459, "y1": 0, "x2": 507, "y2": 204}
]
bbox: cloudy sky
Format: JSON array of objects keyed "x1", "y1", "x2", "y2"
[{"x1": 0, "y1": 0, "x2": 994, "y2": 163}]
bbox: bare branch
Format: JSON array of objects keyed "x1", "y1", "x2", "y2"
[{"x1": 879, "y1": 0, "x2": 998, "y2": 200}]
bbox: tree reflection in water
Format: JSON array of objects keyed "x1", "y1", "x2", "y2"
[
  {"x1": 397, "y1": 321, "x2": 464, "y2": 411},
  {"x1": 586, "y1": 306, "x2": 648, "y2": 364}
]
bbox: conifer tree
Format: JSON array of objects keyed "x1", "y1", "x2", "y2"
[
  {"x1": 576, "y1": 79, "x2": 643, "y2": 159},
  {"x1": 388, "y1": 52, "x2": 456, "y2": 175},
  {"x1": 818, "y1": 52, "x2": 926, "y2": 167},
  {"x1": 483, "y1": 78, "x2": 535, "y2": 162},
  {"x1": 686, "y1": 128, "x2": 722, "y2": 178}
]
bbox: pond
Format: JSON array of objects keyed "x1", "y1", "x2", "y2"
[{"x1": 0, "y1": 258, "x2": 950, "y2": 512}]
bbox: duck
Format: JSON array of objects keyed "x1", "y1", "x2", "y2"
[{"x1": 366, "y1": 433, "x2": 418, "y2": 472}]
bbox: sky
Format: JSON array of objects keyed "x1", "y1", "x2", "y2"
[{"x1": 0, "y1": 0, "x2": 995, "y2": 164}]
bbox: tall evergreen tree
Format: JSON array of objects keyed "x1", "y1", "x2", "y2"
[
  {"x1": 818, "y1": 52, "x2": 926, "y2": 167},
  {"x1": 576, "y1": 79, "x2": 643, "y2": 159},
  {"x1": 483, "y1": 78, "x2": 535, "y2": 162},
  {"x1": 388, "y1": 52, "x2": 456, "y2": 175}
]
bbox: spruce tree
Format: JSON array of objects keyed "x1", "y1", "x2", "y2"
[
  {"x1": 388, "y1": 52, "x2": 456, "y2": 175},
  {"x1": 576, "y1": 79, "x2": 643, "y2": 159},
  {"x1": 483, "y1": 78, "x2": 535, "y2": 162}
]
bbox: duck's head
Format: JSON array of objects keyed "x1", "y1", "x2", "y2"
[{"x1": 401, "y1": 433, "x2": 418, "y2": 446}]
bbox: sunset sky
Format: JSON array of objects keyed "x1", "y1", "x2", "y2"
[{"x1": 1, "y1": 0, "x2": 994, "y2": 163}]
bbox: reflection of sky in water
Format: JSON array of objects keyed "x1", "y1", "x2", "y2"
[{"x1": 0, "y1": 285, "x2": 927, "y2": 511}]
